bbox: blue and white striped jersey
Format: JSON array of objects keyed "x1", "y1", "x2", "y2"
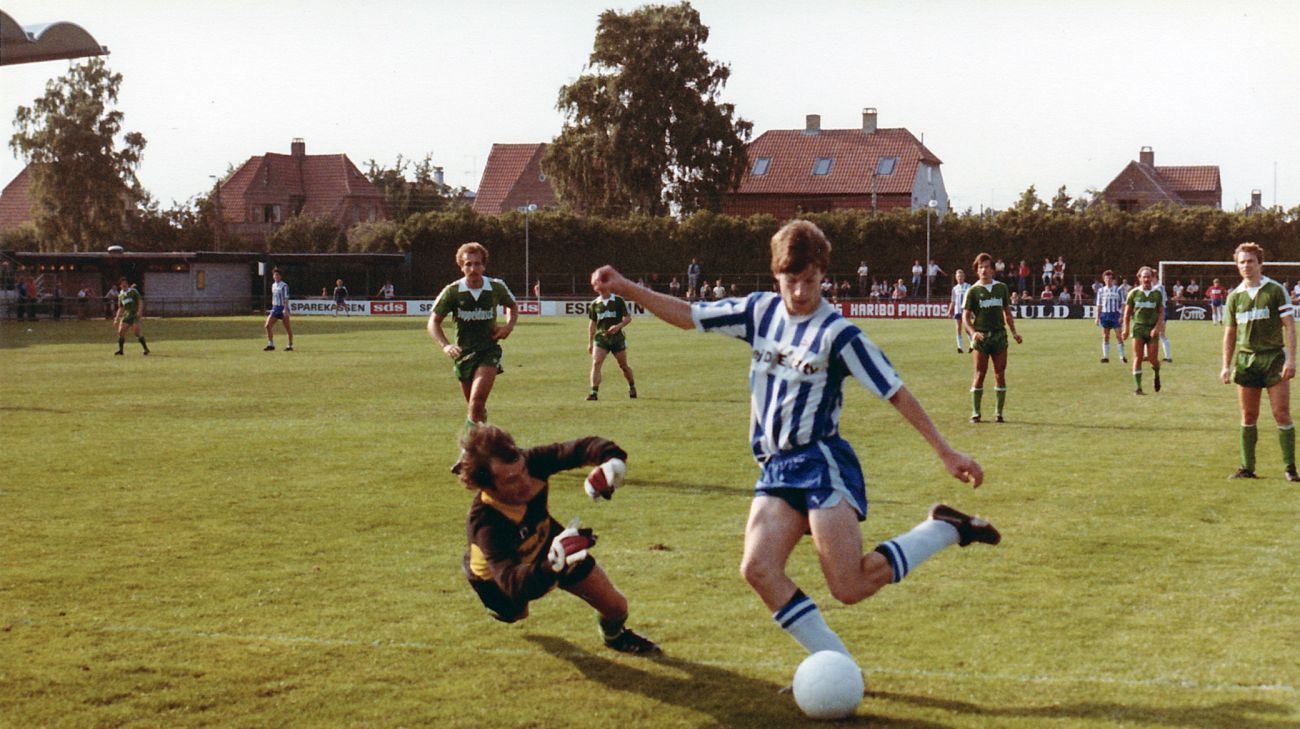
[
  {"x1": 271, "y1": 280, "x2": 289, "y2": 308},
  {"x1": 1097, "y1": 284, "x2": 1124, "y2": 314},
  {"x1": 692, "y1": 293, "x2": 904, "y2": 461},
  {"x1": 950, "y1": 282, "x2": 971, "y2": 312}
]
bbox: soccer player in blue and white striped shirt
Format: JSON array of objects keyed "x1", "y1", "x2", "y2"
[
  {"x1": 950, "y1": 269, "x2": 972, "y2": 353},
  {"x1": 1094, "y1": 269, "x2": 1125, "y2": 363},
  {"x1": 590, "y1": 220, "x2": 999, "y2": 661},
  {"x1": 264, "y1": 268, "x2": 294, "y2": 351}
]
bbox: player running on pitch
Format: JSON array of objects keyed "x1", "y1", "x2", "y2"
[
  {"x1": 1122, "y1": 266, "x2": 1165, "y2": 395},
  {"x1": 1221, "y1": 243, "x2": 1297, "y2": 481},
  {"x1": 591, "y1": 220, "x2": 997, "y2": 662},
  {"x1": 949, "y1": 268, "x2": 972, "y2": 353},
  {"x1": 428, "y1": 243, "x2": 519, "y2": 452},
  {"x1": 457, "y1": 424, "x2": 660, "y2": 654},
  {"x1": 586, "y1": 276, "x2": 637, "y2": 401},
  {"x1": 964, "y1": 253, "x2": 1022, "y2": 423},
  {"x1": 263, "y1": 268, "x2": 294, "y2": 351},
  {"x1": 1095, "y1": 269, "x2": 1126, "y2": 363},
  {"x1": 113, "y1": 276, "x2": 150, "y2": 356}
]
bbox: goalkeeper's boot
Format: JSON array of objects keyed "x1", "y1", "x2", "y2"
[
  {"x1": 928, "y1": 503, "x2": 1001, "y2": 547},
  {"x1": 605, "y1": 627, "x2": 662, "y2": 655}
]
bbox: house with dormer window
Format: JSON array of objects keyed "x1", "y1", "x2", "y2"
[
  {"x1": 218, "y1": 138, "x2": 387, "y2": 243},
  {"x1": 721, "y1": 108, "x2": 949, "y2": 220}
]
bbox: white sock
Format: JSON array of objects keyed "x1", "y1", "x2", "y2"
[
  {"x1": 1160, "y1": 335, "x2": 1171, "y2": 358},
  {"x1": 875, "y1": 519, "x2": 959, "y2": 583},
  {"x1": 956, "y1": 334, "x2": 964, "y2": 348},
  {"x1": 1102, "y1": 341, "x2": 1110, "y2": 358},
  {"x1": 773, "y1": 589, "x2": 851, "y2": 657},
  {"x1": 1118, "y1": 341, "x2": 1127, "y2": 358}
]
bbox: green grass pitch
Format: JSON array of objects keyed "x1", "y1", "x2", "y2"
[{"x1": 1, "y1": 315, "x2": 1296, "y2": 727}]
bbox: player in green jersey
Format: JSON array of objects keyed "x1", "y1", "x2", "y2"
[
  {"x1": 586, "y1": 277, "x2": 636, "y2": 401},
  {"x1": 1121, "y1": 266, "x2": 1165, "y2": 395},
  {"x1": 1220, "y1": 243, "x2": 1297, "y2": 481},
  {"x1": 428, "y1": 242, "x2": 519, "y2": 431},
  {"x1": 112, "y1": 276, "x2": 150, "y2": 356},
  {"x1": 963, "y1": 253, "x2": 1022, "y2": 423}
]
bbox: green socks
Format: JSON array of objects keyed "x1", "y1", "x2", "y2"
[
  {"x1": 1241, "y1": 425, "x2": 1257, "y2": 471},
  {"x1": 1282, "y1": 425, "x2": 1296, "y2": 468},
  {"x1": 971, "y1": 388, "x2": 983, "y2": 417},
  {"x1": 995, "y1": 387, "x2": 1007, "y2": 416},
  {"x1": 1133, "y1": 372, "x2": 1142, "y2": 389}
]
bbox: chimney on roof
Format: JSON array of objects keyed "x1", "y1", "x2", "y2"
[
  {"x1": 291, "y1": 138, "x2": 306, "y2": 157},
  {"x1": 862, "y1": 107, "x2": 877, "y2": 134},
  {"x1": 433, "y1": 166, "x2": 445, "y2": 187},
  {"x1": 1139, "y1": 146, "x2": 1154, "y2": 167},
  {"x1": 804, "y1": 114, "x2": 821, "y2": 135},
  {"x1": 1251, "y1": 189, "x2": 1262, "y2": 206}
]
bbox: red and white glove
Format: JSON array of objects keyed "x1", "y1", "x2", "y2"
[
  {"x1": 584, "y1": 458, "x2": 626, "y2": 501},
  {"x1": 548, "y1": 518, "x2": 598, "y2": 574}
]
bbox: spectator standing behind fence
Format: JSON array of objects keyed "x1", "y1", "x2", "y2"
[
  {"x1": 1053, "y1": 257, "x2": 1066, "y2": 285},
  {"x1": 1018, "y1": 260, "x2": 1031, "y2": 293},
  {"x1": 52, "y1": 282, "x2": 64, "y2": 320},
  {"x1": 77, "y1": 286, "x2": 93, "y2": 320},
  {"x1": 1042, "y1": 258, "x2": 1054, "y2": 287},
  {"x1": 820, "y1": 277, "x2": 833, "y2": 300},
  {"x1": 911, "y1": 260, "x2": 923, "y2": 292},
  {"x1": 104, "y1": 283, "x2": 119, "y2": 320},
  {"x1": 857, "y1": 261, "x2": 870, "y2": 296},
  {"x1": 1186, "y1": 279, "x2": 1200, "y2": 299},
  {"x1": 994, "y1": 258, "x2": 1006, "y2": 282},
  {"x1": 687, "y1": 258, "x2": 701, "y2": 293},
  {"x1": 669, "y1": 277, "x2": 681, "y2": 298},
  {"x1": 1073, "y1": 280, "x2": 1084, "y2": 303},
  {"x1": 712, "y1": 279, "x2": 726, "y2": 301},
  {"x1": 14, "y1": 278, "x2": 28, "y2": 320},
  {"x1": 892, "y1": 279, "x2": 908, "y2": 300},
  {"x1": 927, "y1": 260, "x2": 946, "y2": 296}
]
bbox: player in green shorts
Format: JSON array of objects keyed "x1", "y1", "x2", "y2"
[
  {"x1": 1121, "y1": 266, "x2": 1164, "y2": 395},
  {"x1": 586, "y1": 277, "x2": 636, "y2": 401},
  {"x1": 113, "y1": 276, "x2": 150, "y2": 356},
  {"x1": 428, "y1": 242, "x2": 518, "y2": 435},
  {"x1": 963, "y1": 252, "x2": 1022, "y2": 423},
  {"x1": 1220, "y1": 242, "x2": 1297, "y2": 481}
]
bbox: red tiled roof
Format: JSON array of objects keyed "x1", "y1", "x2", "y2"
[
  {"x1": 1155, "y1": 165, "x2": 1220, "y2": 193},
  {"x1": 736, "y1": 128, "x2": 941, "y2": 195},
  {"x1": 1130, "y1": 162, "x2": 1185, "y2": 205},
  {"x1": 219, "y1": 151, "x2": 382, "y2": 223},
  {"x1": 472, "y1": 143, "x2": 557, "y2": 214},
  {"x1": 0, "y1": 166, "x2": 33, "y2": 231}
]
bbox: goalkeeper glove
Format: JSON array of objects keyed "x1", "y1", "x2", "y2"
[
  {"x1": 584, "y1": 458, "x2": 626, "y2": 501},
  {"x1": 548, "y1": 518, "x2": 598, "y2": 574}
]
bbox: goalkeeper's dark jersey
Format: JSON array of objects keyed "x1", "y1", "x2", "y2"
[{"x1": 463, "y1": 437, "x2": 627, "y2": 602}]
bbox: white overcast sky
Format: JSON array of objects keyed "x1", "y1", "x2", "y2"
[{"x1": 3, "y1": 0, "x2": 1298, "y2": 212}]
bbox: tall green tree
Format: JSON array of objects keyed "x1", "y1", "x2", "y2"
[
  {"x1": 364, "y1": 153, "x2": 470, "y2": 223},
  {"x1": 543, "y1": 2, "x2": 752, "y2": 216},
  {"x1": 9, "y1": 58, "x2": 147, "y2": 251}
]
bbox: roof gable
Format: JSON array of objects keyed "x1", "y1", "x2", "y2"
[
  {"x1": 219, "y1": 149, "x2": 383, "y2": 223},
  {"x1": 736, "y1": 128, "x2": 941, "y2": 195},
  {"x1": 0, "y1": 166, "x2": 34, "y2": 231},
  {"x1": 472, "y1": 143, "x2": 557, "y2": 214}
]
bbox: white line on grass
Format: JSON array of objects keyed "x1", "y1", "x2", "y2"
[{"x1": 96, "y1": 622, "x2": 1296, "y2": 694}]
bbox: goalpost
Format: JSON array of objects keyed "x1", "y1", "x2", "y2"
[{"x1": 1159, "y1": 259, "x2": 1300, "y2": 323}]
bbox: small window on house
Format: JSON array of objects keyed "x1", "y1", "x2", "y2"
[
  {"x1": 751, "y1": 157, "x2": 771, "y2": 176},
  {"x1": 272, "y1": 204, "x2": 282, "y2": 223},
  {"x1": 368, "y1": 206, "x2": 377, "y2": 222},
  {"x1": 876, "y1": 157, "x2": 897, "y2": 176},
  {"x1": 812, "y1": 158, "x2": 833, "y2": 176}
]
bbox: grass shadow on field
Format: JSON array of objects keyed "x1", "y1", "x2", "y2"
[
  {"x1": 0, "y1": 318, "x2": 420, "y2": 348},
  {"x1": 867, "y1": 690, "x2": 1300, "y2": 728},
  {"x1": 1009, "y1": 419, "x2": 1222, "y2": 434},
  {"x1": 527, "y1": 635, "x2": 949, "y2": 728}
]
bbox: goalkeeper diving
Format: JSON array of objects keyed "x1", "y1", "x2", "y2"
[{"x1": 456, "y1": 424, "x2": 661, "y2": 654}]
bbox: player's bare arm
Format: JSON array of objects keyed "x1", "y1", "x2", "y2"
[
  {"x1": 492, "y1": 303, "x2": 519, "y2": 341},
  {"x1": 591, "y1": 266, "x2": 693, "y2": 330},
  {"x1": 888, "y1": 386, "x2": 984, "y2": 487},
  {"x1": 1220, "y1": 322, "x2": 1237, "y2": 384},
  {"x1": 1283, "y1": 315, "x2": 1297, "y2": 380},
  {"x1": 428, "y1": 312, "x2": 460, "y2": 359},
  {"x1": 587, "y1": 319, "x2": 596, "y2": 355},
  {"x1": 963, "y1": 310, "x2": 980, "y2": 341},
  {"x1": 1003, "y1": 302, "x2": 1022, "y2": 343}
]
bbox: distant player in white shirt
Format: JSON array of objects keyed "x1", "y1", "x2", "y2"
[
  {"x1": 264, "y1": 268, "x2": 294, "y2": 351},
  {"x1": 590, "y1": 220, "x2": 996, "y2": 662},
  {"x1": 1094, "y1": 269, "x2": 1126, "y2": 363},
  {"x1": 949, "y1": 269, "x2": 972, "y2": 353},
  {"x1": 1153, "y1": 278, "x2": 1173, "y2": 362}
]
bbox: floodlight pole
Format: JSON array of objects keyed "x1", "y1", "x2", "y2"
[
  {"x1": 518, "y1": 203, "x2": 537, "y2": 298},
  {"x1": 925, "y1": 199, "x2": 937, "y2": 302}
]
